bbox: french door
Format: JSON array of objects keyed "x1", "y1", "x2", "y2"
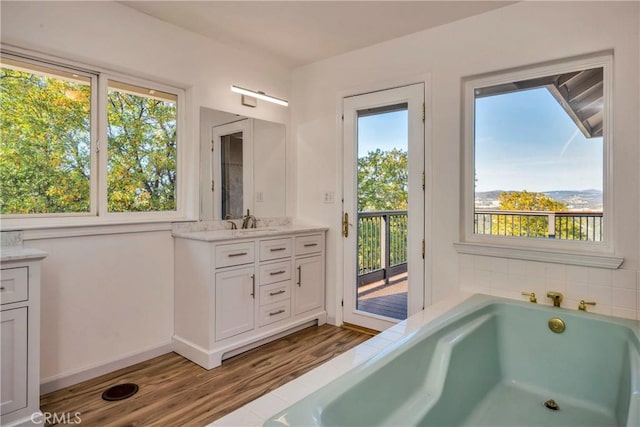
[{"x1": 342, "y1": 84, "x2": 425, "y2": 331}]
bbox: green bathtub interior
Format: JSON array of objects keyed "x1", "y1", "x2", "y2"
[{"x1": 265, "y1": 295, "x2": 640, "y2": 427}]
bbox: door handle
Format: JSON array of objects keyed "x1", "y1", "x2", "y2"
[
  {"x1": 297, "y1": 265, "x2": 302, "y2": 287},
  {"x1": 250, "y1": 274, "x2": 255, "y2": 298}
]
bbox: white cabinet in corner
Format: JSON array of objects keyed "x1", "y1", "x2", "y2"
[
  {"x1": 1, "y1": 248, "x2": 47, "y2": 427},
  {"x1": 173, "y1": 228, "x2": 327, "y2": 370}
]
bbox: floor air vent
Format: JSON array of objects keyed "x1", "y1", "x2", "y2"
[{"x1": 101, "y1": 383, "x2": 139, "y2": 401}]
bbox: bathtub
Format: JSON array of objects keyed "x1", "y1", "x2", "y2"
[{"x1": 265, "y1": 294, "x2": 640, "y2": 426}]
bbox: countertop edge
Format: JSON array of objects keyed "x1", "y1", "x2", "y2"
[
  {"x1": 1, "y1": 247, "x2": 48, "y2": 263},
  {"x1": 172, "y1": 226, "x2": 329, "y2": 242}
]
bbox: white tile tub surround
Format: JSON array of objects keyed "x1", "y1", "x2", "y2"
[
  {"x1": 209, "y1": 293, "x2": 474, "y2": 427},
  {"x1": 459, "y1": 255, "x2": 639, "y2": 320}
]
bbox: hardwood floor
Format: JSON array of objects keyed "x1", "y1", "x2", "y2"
[{"x1": 41, "y1": 325, "x2": 369, "y2": 426}]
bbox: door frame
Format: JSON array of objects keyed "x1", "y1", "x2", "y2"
[
  {"x1": 211, "y1": 119, "x2": 254, "y2": 219},
  {"x1": 339, "y1": 77, "x2": 432, "y2": 330}
]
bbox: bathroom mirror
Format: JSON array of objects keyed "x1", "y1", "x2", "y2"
[{"x1": 200, "y1": 106, "x2": 286, "y2": 220}]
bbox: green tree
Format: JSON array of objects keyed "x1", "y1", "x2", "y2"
[
  {"x1": 0, "y1": 68, "x2": 91, "y2": 214},
  {"x1": 107, "y1": 90, "x2": 176, "y2": 212},
  {"x1": 0, "y1": 63, "x2": 177, "y2": 215},
  {"x1": 357, "y1": 148, "x2": 407, "y2": 212},
  {"x1": 494, "y1": 190, "x2": 583, "y2": 239},
  {"x1": 357, "y1": 148, "x2": 408, "y2": 275},
  {"x1": 499, "y1": 191, "x2": 567, "y2": 211}
]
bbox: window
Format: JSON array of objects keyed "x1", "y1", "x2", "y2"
[
  {"x1": 0, "y1": 51, "x2": 183, "y2": 224},
  {"x1": 107, "y1": 81, "x2": 177, "y2": 212},
  {"x1": 0, "y1": 57, "x2": 94, "y2": 215},
  {"x1": 461, "y1": 53, "x2": 614, "y2": 257}
]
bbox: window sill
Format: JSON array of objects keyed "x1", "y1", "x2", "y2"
[{"x1": 453, "y1": 242, "x2": 623, "y2": 269}]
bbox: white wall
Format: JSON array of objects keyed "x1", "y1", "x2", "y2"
[
  {"x1": 290, "y1": 1, "x2": 640, "y2": 323},
  {"x1": 1, "y1": 0, "x2": 291, "y2": 386},
  {"x1": 25, "y1": 232, "x2": 173, "y2": 384}
]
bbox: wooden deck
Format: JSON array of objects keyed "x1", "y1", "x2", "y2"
[{"x1": 357, "y1": 273, "x2": 408, "y2": 320}]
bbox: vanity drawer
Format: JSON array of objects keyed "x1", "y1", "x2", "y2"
[
  {"x1": 1, "y1": 267, "x2": 28, "y2": 305},
  {"x1": 215, "y1": 242, "x2": 255, "y2": 268},
  {"x1": 259, "y1": 281, "x2": 291, "y2": 305},
  {"x1": 259, "y1": 238, "x2": 292, "y2": 261},
  {"x1": 259, "y1": 300, "x2": 291, "y2": 326},
  {"x1": 295, "y1": 234, "x2": 323, "y2": 256},
  {"x1": 259, "y1": 260, "x2": 292, "y2": 286}
]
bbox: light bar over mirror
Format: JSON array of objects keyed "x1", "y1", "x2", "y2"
[{"x1": 231, "y1": 85, "x2": 288, "y2": 107}]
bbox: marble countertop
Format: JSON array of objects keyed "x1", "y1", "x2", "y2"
[
  {"x1": 1, "y1": 246, "x2": 48, "y2": 263},
  {"x1": 172, "y1": 224, "x2": 329, "y2": 242}
]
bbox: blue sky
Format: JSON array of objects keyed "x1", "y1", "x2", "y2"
[
  {"x1": 356, "y1": 89, "x2": 603, "y2": 194},
  {"x1": 475, "y1": 88, "x2": 603, "y2": 193},
  {"x1": 358, "y1": 110, "x2": 408, "y2": 156}
]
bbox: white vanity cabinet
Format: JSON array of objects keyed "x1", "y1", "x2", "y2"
[
  {"x1": 1, "y1": 248, "x2": 47, "y2": 427},
  {"x1": 173, "y1": 228, "x2": 326, "y2": 370}
]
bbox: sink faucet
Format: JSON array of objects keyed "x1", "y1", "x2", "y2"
[
  {"x1": 547, "y1": 291, "x2": 563, "y2": 307},
  {"x1": 241, "y1": 209, "x2": 256, "y2": 229}
]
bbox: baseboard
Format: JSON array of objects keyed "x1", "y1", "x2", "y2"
[
  {"x1": 40, "y1": 341, "x2": 174, "y2": 395},
  {"x1": 173, "y1": 335, "x2": 211, "y2": 369}
]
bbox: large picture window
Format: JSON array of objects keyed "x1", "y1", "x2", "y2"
[
  {"x1": 0, "y1": 51, "x2": 183, "y2": 224},
  {"x1": 462, "y1": 53, "x2": 613, "y2": 257}
]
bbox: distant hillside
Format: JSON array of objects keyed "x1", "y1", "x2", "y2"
[{"x1": 475, "y1": 190, "x2": 603, "y2": 211}]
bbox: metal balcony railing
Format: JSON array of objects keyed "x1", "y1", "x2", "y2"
[
  {"x1": 474, "y1": 210, "x2": 603, "y2": 241},
  {"x1": 358, "y1": 210, "x2": 408, "y2": 286}
]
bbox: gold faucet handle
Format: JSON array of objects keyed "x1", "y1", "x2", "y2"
[
  {"x1": 578, "y1": 300, "x2": 596, "y2": 311},
  {"x1": 521, "y1": 292, "x2": 537, "y2": 303}
]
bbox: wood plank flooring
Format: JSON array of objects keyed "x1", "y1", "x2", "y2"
[{"x1": 40, "y1": 324, "x2": 370, "y2": 427}]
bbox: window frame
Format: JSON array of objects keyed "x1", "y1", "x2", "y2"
[
  {"x1": 0, "y1": 48, "x2": 188, "y2": 229},
  {"x1": 458, "y1": 52, "x2": 621, "y2": 267}
]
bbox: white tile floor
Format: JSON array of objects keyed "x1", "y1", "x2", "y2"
[{"x1": 210, "y1": 292, "x2": 472, "y2": 427}]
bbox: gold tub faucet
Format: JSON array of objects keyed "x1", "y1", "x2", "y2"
[
  {"x1": 521, "y1": 292, "x2": 537, "y2": 303},
  {"x1": 546, "y1": 291, "x2": 564, "y2": 307}
]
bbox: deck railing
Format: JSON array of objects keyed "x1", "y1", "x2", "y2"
[
  {"x1": 474, "y1": 210, "x2": 603, "y2": 241},
  {"x1": 358, "y1": 210, "x2": 408, "y2": 286}
]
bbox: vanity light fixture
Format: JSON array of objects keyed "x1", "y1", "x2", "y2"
[{"x1": 231, "y1": 85, "x2": 288, "y2": 107}]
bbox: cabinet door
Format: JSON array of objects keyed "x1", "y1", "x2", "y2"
[
  {"x1": 215, "y1": 267, "x2": 255, "y2": 341},
  {"x1": 293, "y1": 256, "x2": 323, "y2": 315},
  {"x1": 1, "y1": 308, "x2": 28, "y2": 415}
]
